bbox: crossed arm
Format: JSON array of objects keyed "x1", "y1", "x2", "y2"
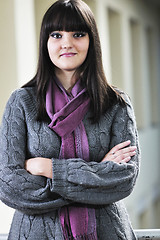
[
  {"x1": 25, "y1": 140, "x2": 137, "y2": 178},
  {"x1": 0, "y1": 89, "x2": 140, "y2": 213}
]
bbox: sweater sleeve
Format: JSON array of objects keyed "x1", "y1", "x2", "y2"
[
  {"x1": 0, "y1": 89, "x2": 71, "y2": 215},
  {"x1": 50, "y1": 94, "x2": 140, "y2": 205}
]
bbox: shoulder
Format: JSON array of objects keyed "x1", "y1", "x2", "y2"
[
  {"x1": 113, "y1": 87, "x2": 132, "y2": 107},
  {"x1": 8, "y1": 87, "x2": 36, "y2": 102},
  {"x1": 4, "y1": 87, "x2": 37, "y2": 120},
  {"x1": 103, "y1": 87, "x2": 136, "y2": 124},
  {"x1": 111, "y1": 88, "x2": 137, "y2": 129}
]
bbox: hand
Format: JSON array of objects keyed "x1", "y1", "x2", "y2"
[
  {"x1": 25, "y1": 157, "x2": 52, "y2": 178},
  {"x1": 101, "y1": 140, "x2": 136, "y2": 164}
]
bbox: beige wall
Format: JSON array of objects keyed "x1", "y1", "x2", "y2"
[
  {"x1": 0, "y1": 0, "x2": 18, "y2": 119},
  {"x1": 0, "y1": 2, "x2": 18, "y2": 233},
  {"x1": 97, "y1": 0, "x2": 160, "y2": 228},
  {"x1": 34, "y1": 0, "x2": 56, "y2": 45}
]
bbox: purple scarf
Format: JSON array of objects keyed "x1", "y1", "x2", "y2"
[{"x1": 46, "y1": 78, "x2": 97, "y2": 240}]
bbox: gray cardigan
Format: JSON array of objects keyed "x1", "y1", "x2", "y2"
[{"x1": 0, "y1": 87, "x2": 140, "y2": 240}]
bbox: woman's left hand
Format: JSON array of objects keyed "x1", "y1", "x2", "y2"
[
  {"x1": 101, "y1": 140, "x2": 137, "y2": 164},
  {"x1": 25, "y1": 157, "x2": 52, "y2": 178}
]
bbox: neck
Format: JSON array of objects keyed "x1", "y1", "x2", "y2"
[{"x1": 55, "y1": 69, "x2": 78, "y2": 93}]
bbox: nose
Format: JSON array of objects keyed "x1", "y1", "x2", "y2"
[{"x1": 61, "y1": 34, "x2": 73, "y2": 49}]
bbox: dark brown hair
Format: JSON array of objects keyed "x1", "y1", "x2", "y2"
[{"x1": 23, "y1": 0, "x2": 125, "y2": 122}]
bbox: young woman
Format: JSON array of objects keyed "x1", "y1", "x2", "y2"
[{"x1": 0, "y1": 0, "x2": 140, "y2": 239}]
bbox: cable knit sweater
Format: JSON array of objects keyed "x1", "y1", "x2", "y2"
[{"x1": 0, "y1": 87, "x2": 140, "y2": 240}]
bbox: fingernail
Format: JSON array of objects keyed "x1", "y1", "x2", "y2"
[
  {"x1": 131, "y1": 146, "x2": 137, "y2": 150},
  {"x1": 125, "y1": 157, "x2": 131, "y2": 161},
  {"x1": 121, "y1": 160, "x2": 127, "y2": 163},
  {"x1": 121, "y1": 160, "x2": 125, "y2": 163},
  {"x1": 121, "y1": 156, "x2": 131, "y2": 163}
]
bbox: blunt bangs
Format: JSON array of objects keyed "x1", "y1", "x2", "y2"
[{"x1": 45, "y1": 1, "x2": 90, "y2": 35}]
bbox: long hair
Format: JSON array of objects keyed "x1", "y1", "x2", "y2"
[{"x1": 23, "y1": 0, "x2": 125, "y2": 122}]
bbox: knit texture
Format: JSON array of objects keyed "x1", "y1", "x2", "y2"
[{"x1": 0, "y1": 87, "x2": 140, "y2": 240}]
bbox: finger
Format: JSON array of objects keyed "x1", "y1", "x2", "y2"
[
  {"x1": 111, "y1": 155, "x2": 130, "y2": 164},
  {"x1": 102, "y1": 149, "x2": 136, "y2": 163},
  {"x1": 110, "y1": 140, "x2": 131, "y2": 154},
  {"x1": 115, "y1": 146, "x2": 137, "y2": 157},
  {"x1": 121, "y1": 156, "x2": 131, "y2": 163},
  {"x1": 117, "y1": 151, "x2": 136, "y2": 162},
  {"x1": 102, "y1": 140, "x2": 135, "y2": 163},
  {"x1": 120, "y1": 151, "x2": 137, "y2": 163}
]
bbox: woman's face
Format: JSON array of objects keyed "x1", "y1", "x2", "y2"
[{"x1": 47, "y1": 31, "x2": 89, "y2": 74}]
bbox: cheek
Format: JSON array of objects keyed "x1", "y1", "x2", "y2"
[
  {"x1": 47, "y1": 41, "x2": 52, "y2": 59},
  {"x1": 47, "y1": 40, "x2": 58, "y2": 63},
  {"x1": 82, "y1": 44, "x2": 89, "y2": 60},
  {"x1": 47, "y1": 40, "x2": 54, "y2": 53},
  {"x1": 82, "y1": 40, "x2": 90, "y2": 56}
]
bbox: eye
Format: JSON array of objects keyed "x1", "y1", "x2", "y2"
[
  {"x1": 50, "y1": 32, "x2": 62, "y2": 39},
  {"x1": 73, "y1": 32, "x2": 87, "y2": 38}
]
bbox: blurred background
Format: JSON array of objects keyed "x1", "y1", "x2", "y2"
[{"x1": 0, "y1": 0, "x2": 160, "y2": 235}]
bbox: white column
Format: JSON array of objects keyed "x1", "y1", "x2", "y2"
[
  {"x1": 121, "y1": 14, "x2": 134, "y2": 99},
  {"x1": 95, "y1": 0, "x2": 112, "y2": 82},
  {"x1": 14, "y1": 0, "x2": 37, "y2": 87}
]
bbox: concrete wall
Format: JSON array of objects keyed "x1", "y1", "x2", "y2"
[
  {"x1": 0, "y1": 0, "x2": 160, "y2": 234},
  {"x1": 0, "y1": 1, "x2": 18, "y2": 119},
  {"x1": 0, "y1": 0, "x2": 38, "y2": 233},
  {"x1": 94, "y1": 0, "x2": 160, "y2": 229}
]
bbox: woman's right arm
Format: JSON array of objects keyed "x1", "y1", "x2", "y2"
[
  {"x1": 24, "y1": 140, "x2": 136, "y2": 179},
  {"x1": 0, "y1": 89, "x2": 71, "y2": 215},
  {"x1": 49, "y1": 95, "x2": 140, "y2": 205}
]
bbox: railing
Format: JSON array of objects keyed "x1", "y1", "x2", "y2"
[
  {"x1": 135, "y1": 229, "x2": 160, "y2": 239},
  {"x1": 0, "y1": 235, "x2": 7, "y2": 240},
  {"x1": 0, "y1": 230, "x2": 160, "y2": 240}
]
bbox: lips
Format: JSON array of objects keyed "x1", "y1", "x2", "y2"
[{"x1": 60, "y1": 53, "x2": 77, "y2": 57}]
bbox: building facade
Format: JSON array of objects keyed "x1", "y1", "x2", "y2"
[{"x1": 0, "y1": 0, "x2": 160, "y2": 234}]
